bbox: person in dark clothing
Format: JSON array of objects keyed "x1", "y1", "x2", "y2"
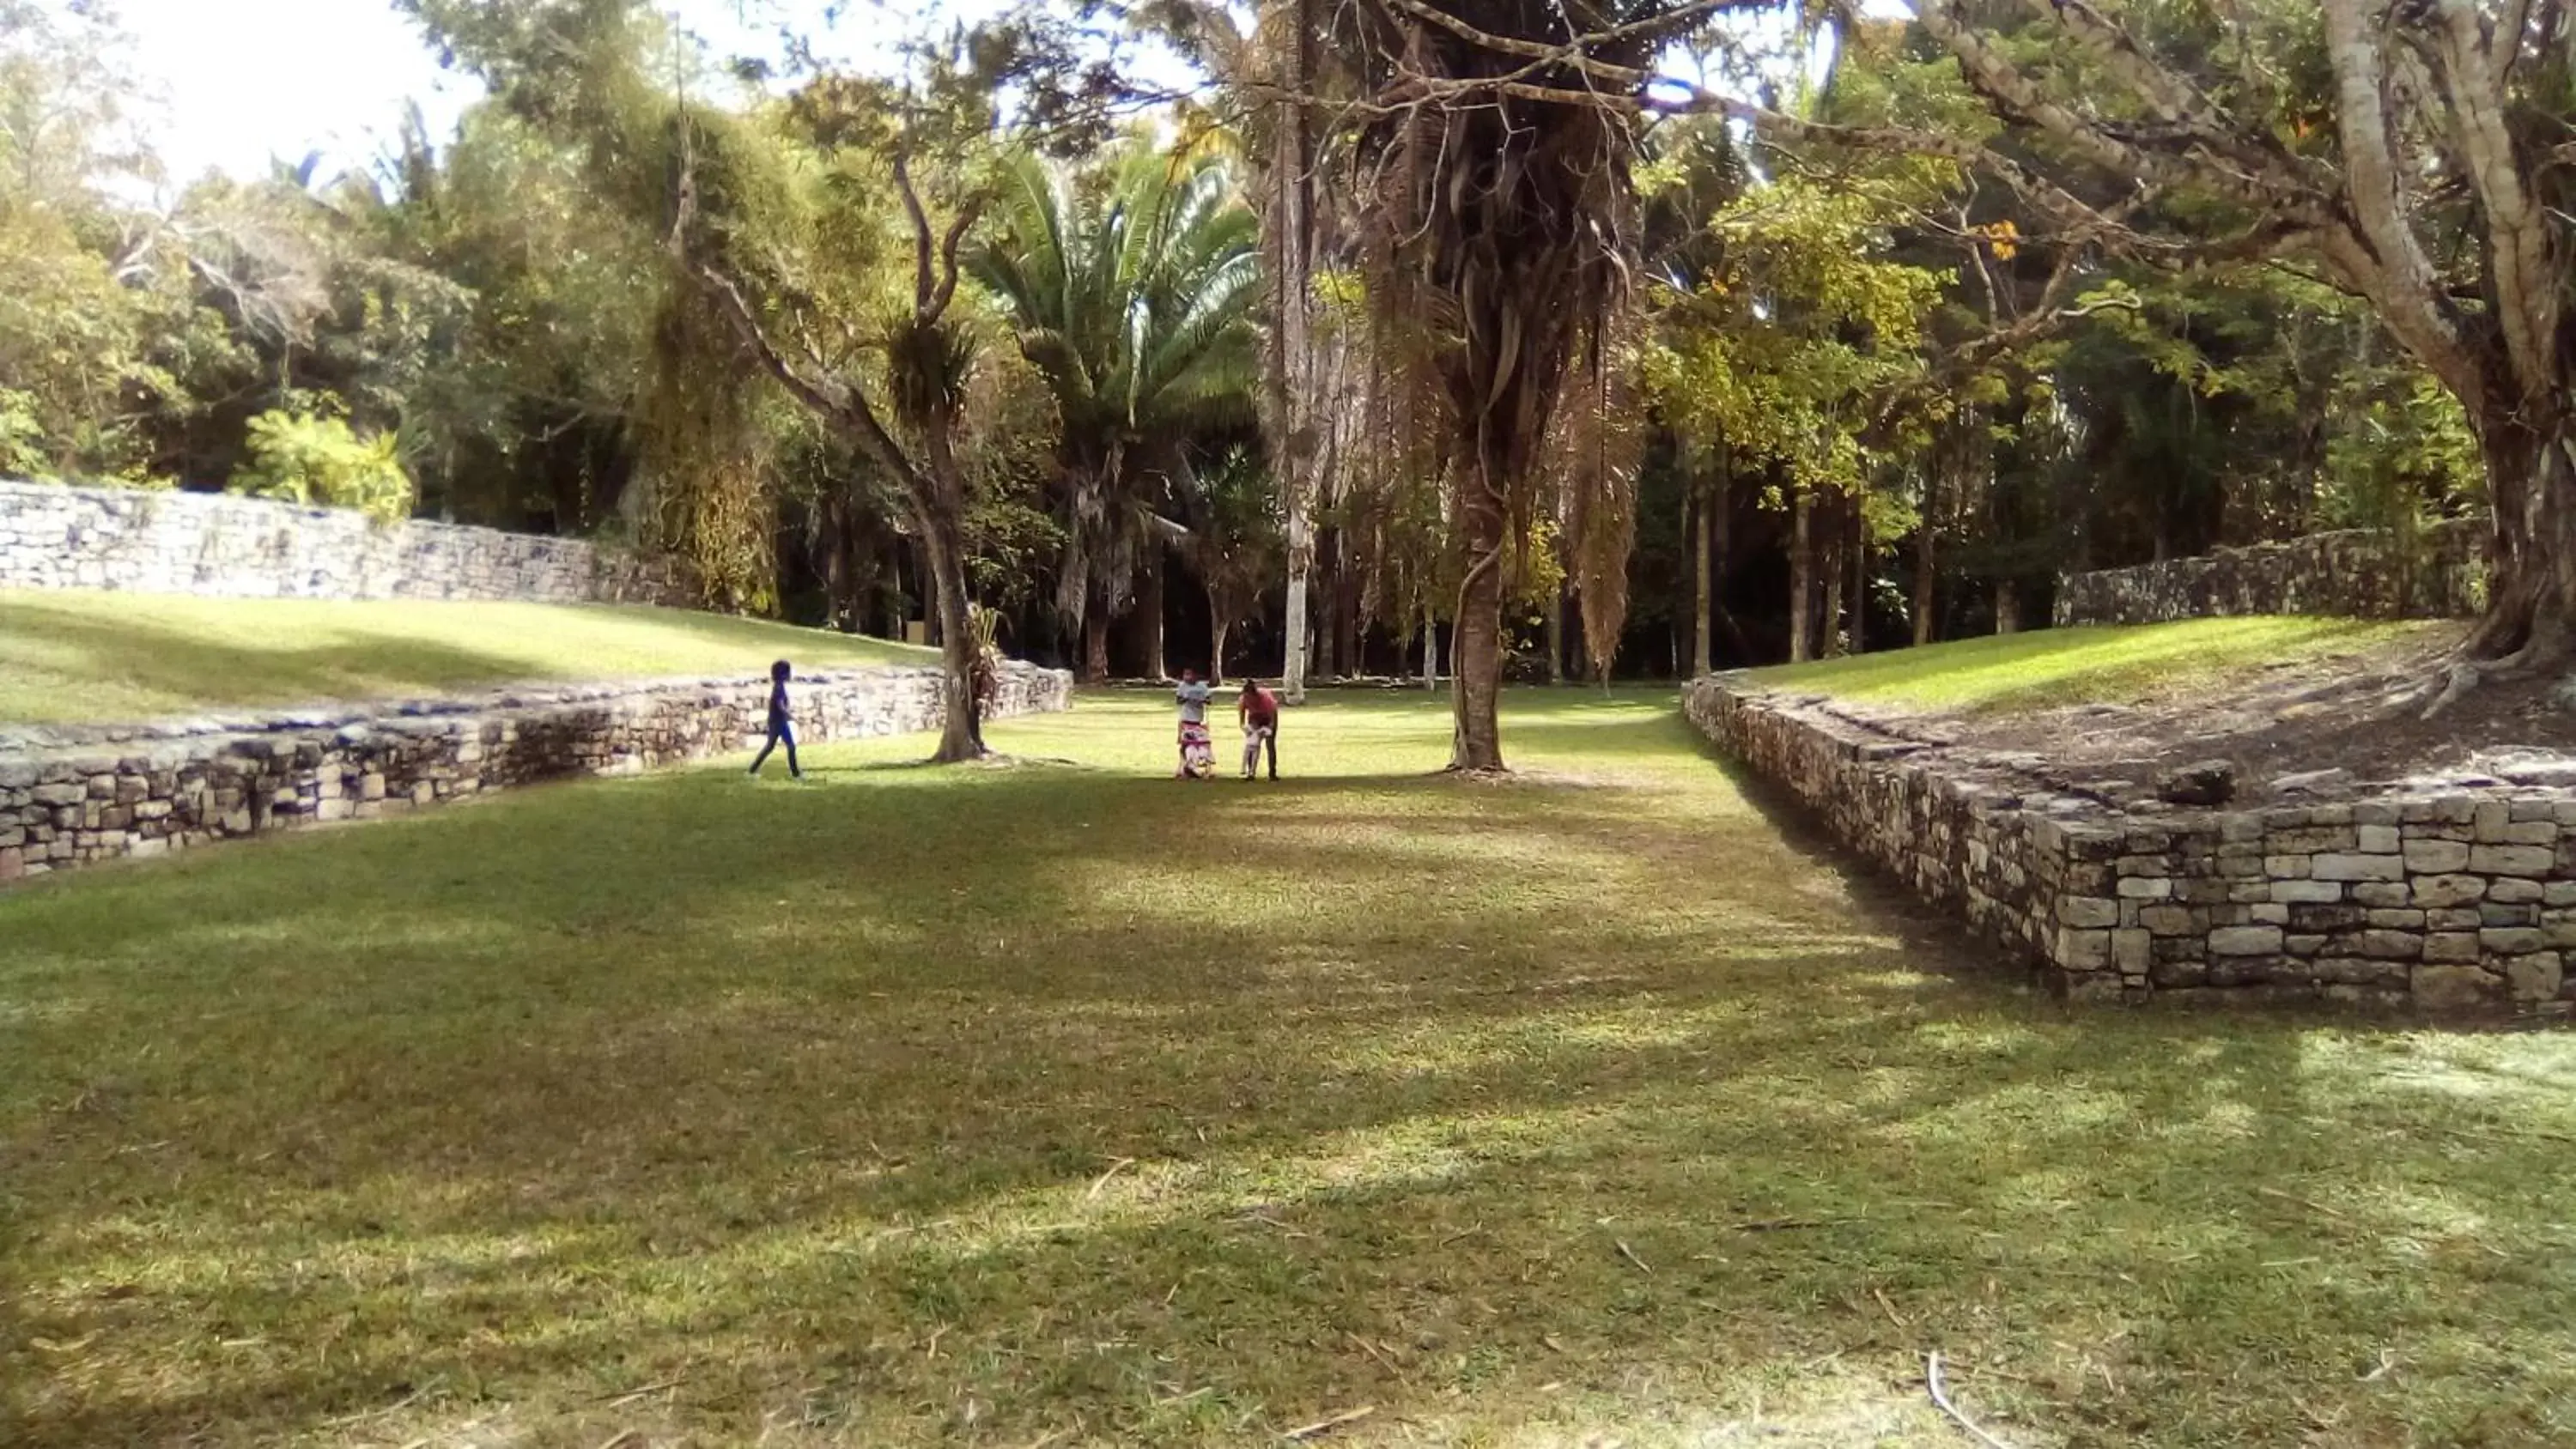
[
  {"x1": 748, "y1": 658, "x2": 802, "y2": 779},
  {"x1": 1238, "y1": 678, "x2": 1279, "y2": 780}
]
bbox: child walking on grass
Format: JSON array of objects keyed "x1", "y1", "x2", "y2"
[{"x1": 748, "y1": 658, "x2": 802, "y2": 779}]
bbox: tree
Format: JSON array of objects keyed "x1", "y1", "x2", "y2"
[
  {"x1": 1313, "y1": 0, "x2": 1755, "y2": 767},
  {"x1": 407, "y1": 0, "x2": 1042, "y2": 761},
  {"x1": 1754, "y1": 1, "x2": 2576, "y2": 694},
  {"x1": 973, "y1": 138, "x2": 1261, "y2": 680}
]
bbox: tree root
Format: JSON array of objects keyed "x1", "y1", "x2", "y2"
[{"x1": 2421, "y1": 663, "x2": 2484, "y2": 720}]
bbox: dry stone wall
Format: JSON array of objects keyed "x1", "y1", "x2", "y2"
[
  {"x1": 0, "y1": 479, "x2": 692, "y2": 604},
  {"x1": 0, "y1": 663, "x2": 1072, "y2": 885},
  {"x1": 1687, "y1": 676, "x2": 2576, "y2": 1015},
  {"x1": 2053, "y1": 519, "x2": 2484, "y2": 627}
]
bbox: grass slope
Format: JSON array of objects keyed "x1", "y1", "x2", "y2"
[
  {"x1": 0, "y1": 589, "x2": 932, "y2": 725},
  {"x1": 6, "y1": 690, "x2": 2576, "y2": 1447},
  {"x1": 1754, "y1": 616, "x2": 2435, "y2": 713}
]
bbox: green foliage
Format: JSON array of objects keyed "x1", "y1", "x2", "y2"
[
  {"x1": 974, "y1": 135, "x2": 1261, "y2": 626},
  {"x1": 2322, "y1": 376, "x2": 2482, "y2": 532},
  {"x1": 226, "y1": 409, "x2": 418, "y2": 523},
  {"x1": 1645, "y1": 174, "x2": 1947, "y2": 506}
]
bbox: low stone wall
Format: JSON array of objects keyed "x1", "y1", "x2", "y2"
[
  {"x1": 1688, "y1": 676, "x2": 2576, "y2": 1014},
  {"x1": 0, "y1": 479, "x2": 692, "y2": 604},
  {"x1": 0, "y1": 663, "x2": 1072, "y2": 884},
  {"x1": 2053, "y1": 519, "x2": 2485, "y2": 626}
]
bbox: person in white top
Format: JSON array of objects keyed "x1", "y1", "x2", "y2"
[{"x1": 1174, "y1": 669, "x2": 1214, "y2": 779}]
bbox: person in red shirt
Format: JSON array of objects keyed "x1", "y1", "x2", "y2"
[{"x1": 1237, "y1": 678, "x2": 1280, "y2": 780}]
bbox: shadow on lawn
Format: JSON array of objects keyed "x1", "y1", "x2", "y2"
[{"x1": 5, "y1": 706, "x2": 2574, "y2": 1446}]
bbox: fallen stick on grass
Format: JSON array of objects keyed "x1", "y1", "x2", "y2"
[
  {"x1": 1087, "y1": 1156, "x2": 1136, "y2": 1199},
  {"x1": 1926, "y1": 1351, "x2": 2017, "y2": 1449},
  {"x1": 1285, "y1": 1405, "x2": 1376, "y2": 1440}
]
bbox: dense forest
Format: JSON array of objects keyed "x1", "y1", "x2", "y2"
[{"x1": 0, "y1": 0, "x2": 2523, "y2": 761}]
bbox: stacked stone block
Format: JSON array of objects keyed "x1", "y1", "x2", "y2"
[
  {"x1": 0, "y1": 478, "x2": 693, "y2": 604},
  {"x1": 0, "y1": 664, "x2": 1072, "y2": 884},
  {"x1": 2053, "y1": 518, "x2": 2484, "y2": 627},
  {"x1": 1687, "y1": 675, "x2": 2573, "y2": 1015}
]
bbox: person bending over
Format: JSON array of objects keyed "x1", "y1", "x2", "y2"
[{"x1": 1238, "y1": 678, "x2": 1279, "y2": 780}]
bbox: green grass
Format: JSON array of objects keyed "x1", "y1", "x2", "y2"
[
  {"x1": 0, "y1": 590, "x2": 933, "y2": 725},
  {"x1": 7, "y1": 688, "x2": 2576, "y2": 1447},
  {"x1": 1753, "y1": 616, "x2": 2439, "y2": 713}
]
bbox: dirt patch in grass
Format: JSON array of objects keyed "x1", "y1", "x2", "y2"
[{"x1": 1781, "y1": 621, "x2": 2576, "y2": 805}]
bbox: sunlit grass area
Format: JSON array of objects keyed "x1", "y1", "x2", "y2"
[
  {"x1": 8, "y1": 688, "x2": 2576, "y2": 1446},
  {"x1": 1753, "y1": 616, "x2": 2439, "y2": 713},
  {"x1": 0, "y1": 589, "x2": 932, "y2": 725}
]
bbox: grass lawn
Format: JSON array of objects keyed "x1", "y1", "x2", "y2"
[
  {"x1": 1753, "y1": 616, "x2": 2440, "y2": 713},
  {"x1": 0, "y1": 590, "x2": 933, "y2": 725},
  {"x1": 8, "y1": 688, "x2": 2576, "y2": 1446}
]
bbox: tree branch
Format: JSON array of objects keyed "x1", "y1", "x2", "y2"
[
  {"x1": 2317, "y1": 0, "x2": 2483, "y2": 410},
  {"x1": 2419, "y1": 0, "x2": 2557, "y2": 405},
  {"x1": 1912, "y1": 1, "x2": 2314, "y2": 215}
]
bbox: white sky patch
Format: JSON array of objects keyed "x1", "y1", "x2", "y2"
[
  {"x1": 98, "y1": 0, "x2": 996, "y2": 189},
  {"x1": 94, "y1": 0, "x2": 1912, "y2": 191}
]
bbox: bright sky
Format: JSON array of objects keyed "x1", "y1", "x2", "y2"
[
  {"x1": 102, "y1": 0, "x2": 1913, "y2": 190},
  {"x1": 108, "y1": 0, "x2": 995, "y2": 189}
]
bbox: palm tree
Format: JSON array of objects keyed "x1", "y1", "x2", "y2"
[{"x1": 974, "y1": 140, "x2": 1261, "y2": 680}]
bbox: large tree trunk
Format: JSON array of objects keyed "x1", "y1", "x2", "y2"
[
  {"x1": 1269, "y1": 0, "x2": 1317, "y2": 705},
  {"x1": 923, "y1": 512, "x2": 986, "y2": 764},
  {"x1": 2463, "y1": 417, "x2": 2576, "y2": 667},
  {"x1": 1138, "y1": 543, "x2": 1167, "y2": 678},
  {"x1": 1083, "y1": 608, "x2": 1109, "y2": 683},
  {"x1": 1996, "y1": 579, "x2": 2022, "y2": 635},
  {"x1": 1789, "y1": 489, "x2": 1814, "y2": 664},
  {"x1": 1449, "y1": 467, "x2": 1507, "y2": 771},
  {"x1": 1212, "y1": 601, "x2": 1230, "y2": 687},
  {"x1": 1422, "y1": 604, "x2": 1439, "y2": 688}
]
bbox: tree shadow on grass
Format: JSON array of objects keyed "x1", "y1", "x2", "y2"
[{"x1": 5, "y1": 722, "x2": 2575, "y2": 1446}]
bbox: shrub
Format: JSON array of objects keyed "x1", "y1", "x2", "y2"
[{"x1": 228, "y1": 410, "x2": 416, "y2": 524}]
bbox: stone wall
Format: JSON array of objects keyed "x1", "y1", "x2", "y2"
[
  {"x1": 0, "y1": 479, "x2": 693, "y2": 604},
  {"x1": 2053, "y1": 519, "x2": 2485, "y2": 627},
  {"x1": 1688, "y1": 676, "x2": 2576, "y2": 1014},
  {"x1": 0, "y1": 663, "x2": 1072, "y2": 884}
]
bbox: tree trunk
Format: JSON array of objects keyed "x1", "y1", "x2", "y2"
[
  {"x1": 1142, "y1": 542, "x2": 1167, "y2": 678},
  {"x1": 1692, "y1": 485, "x2": 1714, "y2": 677},
  {"x1": 2463, "y1": 417, "x2": 2576, "y2": 667},
  {"x1": 1449, "y1": 469, "x2": 1507, "y2": 771},
  {"x1": 1848, "y1": 491, "x2": 1868, "y2": 657},
  {"x1": 1822, "y1": 500, "x2": 1846, "y2": 660},
  {"x1": 1545, "y1": 587, "x2": 1565, "y2": 683},
  {"x1": 923, "y1": 512, "x2": 985, "y2": 764},
  {"x1": 1282, "y1": 543, "x2": 1311, "y2": 700},
  {"x1": 1212, "y1": 600, "x2": 1230, "y2": 687},
  {"x1": 1084, "y1": 608, "x2": 1109, "y2": 683},
  {"x1": 1789, "y1": 489, "x2": 1814, "y2": 664},
  {"x1": 1335, "y1": 533, "x2": 1362, "y2": 682},
  {"x1": 1422, "y1": 604, "x2": 1438, "y2": 688},
  {"x1": 1912, "y1": 517, "x2": 1936, "y2": 648},
  {"x1": 1269, "y1": 0, "x2": 1317, "y2": 705},
  {"x1": 1996, "y1": 579, "x2": 2022, "y2": 635}
]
